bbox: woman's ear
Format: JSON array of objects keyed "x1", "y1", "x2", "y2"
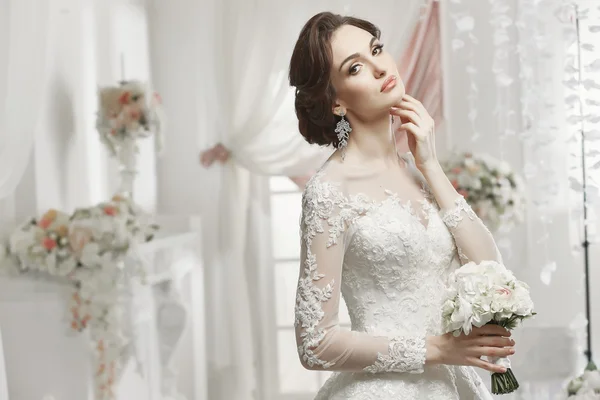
[{"x1": 332, "y1": 104, "x2": 346, "y2": 116}]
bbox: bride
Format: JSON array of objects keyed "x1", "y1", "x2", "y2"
[{"x1": 290, "y1": 12, "x2": 515, "y2": 400}]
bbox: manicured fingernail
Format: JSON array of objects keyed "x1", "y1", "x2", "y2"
[
  {"x1": 510, "y1": 349, "x2": 515, "y2": 354},
  {"x1": 501, "y1": 368, "x2": 507, "y2": 373}
]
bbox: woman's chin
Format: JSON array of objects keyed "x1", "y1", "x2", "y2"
[{"x1": 383, "y1": 90, "x2": 404, "y2": 107}]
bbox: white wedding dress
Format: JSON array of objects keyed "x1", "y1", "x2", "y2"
[{"x1": 295, "y1": 153, "x2": 502, "y2": 400}]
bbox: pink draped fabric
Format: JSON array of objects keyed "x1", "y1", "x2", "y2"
[{"x1": 393, "y1": 0, "x2": 443, "y2": 154}]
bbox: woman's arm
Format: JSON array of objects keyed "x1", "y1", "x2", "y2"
[
  {"x1": 391, "y1": 94, "x2": 502, "y2": 263},
  {"x1": 420, "y1": 162, "x2": 502, "y2": 263}
]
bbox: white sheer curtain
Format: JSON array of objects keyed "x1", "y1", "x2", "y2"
[
  {"x1": 195, "y1": 1, "x2": 423, "y2": 398},
  {"x1": 511, "y1": 1, "x2": 590, "y2": 392},
  {"x1": 0, "y1": 0, "x2": 51, "y2": 201}
]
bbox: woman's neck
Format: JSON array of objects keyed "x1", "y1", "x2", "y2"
[{"x1": 344, "y1": 115, "x2": 398, "y2": 164}]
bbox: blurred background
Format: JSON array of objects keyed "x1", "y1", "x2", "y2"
[{"x1": 0, "y1": 0, "x2": 599, "y2": 399}]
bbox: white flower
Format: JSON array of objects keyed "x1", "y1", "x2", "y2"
[
  {"x1": 443, "y1": 261, "x2": 534, "y2": 336},
  {"x1": 568, "y1": 377, "x2": 585, "y2": 395},
  {"x1": 441, "y1": 299, "x2": 455, "y2": 318},
  {"x1": 451, "y1": 296, "x2": 474, "y2": 334},
  {"x1": 583, "y1": 370, "x2": 600, "y2": 391},
  {"x1": 464, "y1": 157, "x2": 479, "y2": 172},
  {"x1": 510, "y1": 284, "x2": 535, "y2": 316},
  {"x1": 498, "y1": 161, "x2": 512, "y2": 175}
]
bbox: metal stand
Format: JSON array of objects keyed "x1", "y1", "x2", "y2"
[{"x1": 573, "y1": 3, "x2": 593, "y2": 364}]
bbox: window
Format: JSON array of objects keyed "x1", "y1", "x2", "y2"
[{"x1": 269, "y1": 175, "x2": 351, "y2": 399}]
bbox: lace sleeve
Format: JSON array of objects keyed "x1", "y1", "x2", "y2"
[
  {"x1": 440, "y1": 196, "x2": 503, "y2": 264},
  {"x1": 295, "y1": 176, "x2": 426, "y2": 373}
]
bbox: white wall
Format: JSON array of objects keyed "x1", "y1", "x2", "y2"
[{"x1": 440, "y1": 0, "x2": 592, "y2": 366}]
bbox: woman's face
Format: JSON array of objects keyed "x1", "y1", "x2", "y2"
[{"x1": 329, "y1": 24, "x2": 405, "y2": 120}]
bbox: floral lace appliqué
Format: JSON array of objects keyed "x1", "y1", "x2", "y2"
[
  {"x1": 363, "y1": 336, "x2": 427, "y2": 374},
  {"x1": 440, "y1": 196, "x2": 477, "y2": 228},
  {"x1": 295, "y1": 172, "x2": 369, "y2": 369}
]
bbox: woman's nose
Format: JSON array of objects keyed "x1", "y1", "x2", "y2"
[{"x1": 374, "y1": 66, "x2": 386, "y2": 79}]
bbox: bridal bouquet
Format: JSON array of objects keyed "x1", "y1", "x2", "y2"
[
  {"x1": 96, "y1": 80, "x2": 165, "y2": 157},
  {"x1": 442, "y1": 152, "x2": 525, "y2": 232},
  {"x1": 442, "y1": 260, "x2": 536, "y2": 394},
  {"x1": 565, "y1": 362, "x2": 600, "y2": 399}
]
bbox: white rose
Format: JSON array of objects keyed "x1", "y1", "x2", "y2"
[
  {"x1": 511, "y1": 286, "x2": 534, "y2": 316},
  {"x1": 441, "y1": 299, "x2": 456, "y2": 318},
  {"x1": 450, "y1": 296, "x2": 474, "y2": 333},
  {"x1": 470, "y1": 305, "x2": 494, "y2": 328}
]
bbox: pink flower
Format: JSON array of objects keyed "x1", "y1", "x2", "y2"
[
  {"x1": 103, "y1": 206, "x2": 118, "y2": 216},
  {"x1": 38, "y1": 209, "x2": 58, "y2": 229},
  {"x1": 39, "y1": 218, "x2": 52, "y2": 229},
  {"x1": 118, "y1": 91, "x2": 130, "y2": 105},
  {"x1": 42, "y1": 237, "x2": 57, "y2": 251},
  {"x1": 452, "y1": 167, "x2": 462, "y2": 174}
]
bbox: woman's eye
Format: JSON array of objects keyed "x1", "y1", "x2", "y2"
[
  {"x1": 349, "y1": 64, "x2": 361, "y2": 75},
  {"x1": 372, "y1": 44, "x2": 384, "y2": 55}
]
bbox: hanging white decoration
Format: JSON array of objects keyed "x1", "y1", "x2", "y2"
[{"x1": 448, "y1": 0, "x2": 479, "y2": 141}]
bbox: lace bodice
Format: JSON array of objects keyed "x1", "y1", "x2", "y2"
[{"x1": 294, "y1": 153, "x2": 502, "y2": 379}]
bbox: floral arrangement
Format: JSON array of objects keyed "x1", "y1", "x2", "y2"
[
  {"x1": 565, "y1": 362, "x2": 600, "y2": 399},
  {"x1": 0, "y1": 195, "x2": 158, "y2": 400},
  {"x1": 442, "y1": 152, "x2": 525, "y2": 232},
  {"x1": 96, "y1": 80, "x2": 164, "y2": 158},
  {"x1": 442, "y1": 260, "x2": 535, "y2": 394}
]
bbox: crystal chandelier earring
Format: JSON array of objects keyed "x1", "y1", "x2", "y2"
[{"x1": 335, "y1": 110, "x2": 351, "y2": 161}]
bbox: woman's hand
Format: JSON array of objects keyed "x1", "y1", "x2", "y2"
[
  {"x1": 390, "y1": 94, "x2": 438, "y2": 172},
  {"x1": 425, "y1": 325, "x2": 515, "y2": 374}
]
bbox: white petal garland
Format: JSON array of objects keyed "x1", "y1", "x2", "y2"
[
  {"x1": 449, "y1": 0, "x2": 480, "y2": 141},
  {"x1": 489, "y1": 0, "x2": 516, "y2": 161}
]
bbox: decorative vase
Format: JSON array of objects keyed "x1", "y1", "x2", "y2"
[
  {"x1": 116, "y1": 136, "x2": 138, "y2": 199},
  {"x1": 96, "y1": 80, "x2": 165, "y2": 200}
]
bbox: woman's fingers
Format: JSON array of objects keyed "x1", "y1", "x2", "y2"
[
  {"x1": 472, "y1": 336, "x2": 514, "y2": 348},
  {"x1": 472, "y1": 346, "x2": 515, "y2": 358},
  {"x1": 402, "y1": 94, "x2": 427, "y2": 115},
  {"x1": 390, "y1": 108, "x2": 422, "y2": 126},
  {"x1": 394, "y1": 100, "x2": 419, "y2": 113},
  {"x1": 399, "y1": 122, "x2": 423, "y2": 140},
  {"x1": 468, "y1": 356, "x2": 507, "y2": 374},
  {"x1": 472, "y1": 325, "x2": 511, "y2": 337}
]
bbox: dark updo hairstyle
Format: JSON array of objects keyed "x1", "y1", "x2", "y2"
[{"x1": 289, "y1": 12, "x2": 381, "y2": 147}]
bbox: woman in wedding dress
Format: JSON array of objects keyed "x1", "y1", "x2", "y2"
[{"x1": 289, "y1": 12, "x2": 515, "y2": 400}]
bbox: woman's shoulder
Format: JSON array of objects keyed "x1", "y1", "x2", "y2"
[{"x1": 302, "y1": 160, "x2": 345, "y2": 200}]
